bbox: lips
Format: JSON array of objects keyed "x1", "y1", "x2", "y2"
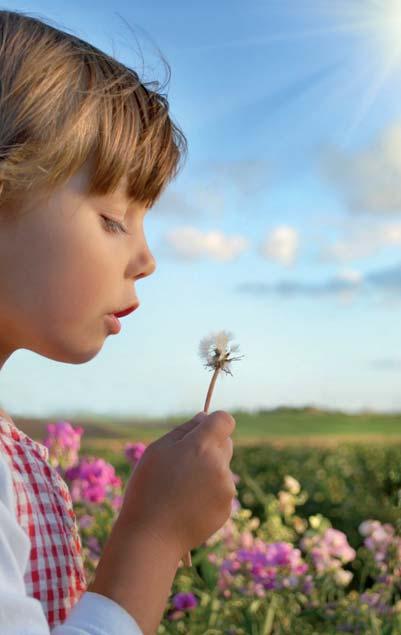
[{"x1": 113, "y1": 302, "x2": 140, "y2": 318}]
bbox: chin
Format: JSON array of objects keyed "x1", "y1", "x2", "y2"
[
  {"x1": 61, "y1": 348, "x2": 101, "y2": 364},
  {"x1": 26, "y1": 338, "x2": 102, "y2": 365}
]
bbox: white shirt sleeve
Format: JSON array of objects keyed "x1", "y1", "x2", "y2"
[{"x1": 0, "y1": 453, "x2": 144, "y2": 635}]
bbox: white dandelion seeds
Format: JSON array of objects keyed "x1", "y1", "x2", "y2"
[{"x1": 199, "y1": 330, "x2": 244, "y2": 413}]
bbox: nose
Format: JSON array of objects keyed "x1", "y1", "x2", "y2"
[{"x1": 134, "y1": 241, "x2": 157, "y2": 280}]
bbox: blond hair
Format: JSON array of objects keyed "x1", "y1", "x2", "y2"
[{"x1": 0, "y1": 10, "x2": 187, "y2": 216}]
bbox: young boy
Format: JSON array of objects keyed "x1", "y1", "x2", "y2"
[{"x1": 0, "y1": 9, "x2": 236, "y2": 635}]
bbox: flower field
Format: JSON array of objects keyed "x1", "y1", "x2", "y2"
[{"x1": 43, "y1": 421, "x2": 401, "y2": 634}]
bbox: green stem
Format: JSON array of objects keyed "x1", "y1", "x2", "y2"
[{"x1": 262, "y1": 595, "x2": 278, "y2": 635}]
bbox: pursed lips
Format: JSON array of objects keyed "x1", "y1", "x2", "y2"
[{"x1": 113, "y1": 302, "x2": 140, "y2": 318}]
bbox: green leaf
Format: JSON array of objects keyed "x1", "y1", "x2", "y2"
[{"x1": 199, "y1": 557, "x2": 219, "y2": 592}]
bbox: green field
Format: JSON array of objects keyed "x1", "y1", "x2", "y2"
[
  {"x1": 16, "y1": 406, "x2": 401, "y2": 447},
  {"x1": 17, "y1": 405, "x2": 401, "y2": 589}
]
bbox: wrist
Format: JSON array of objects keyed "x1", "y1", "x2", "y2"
[
  {"x1": 88, "y1": 517, "x2": 182, "y2": 635},
  {"x1": 116, "y1": 511, "x2": 184, "y2": 562}
]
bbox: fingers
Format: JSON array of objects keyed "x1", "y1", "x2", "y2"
[
  {"x1": 186, "y1": 410, "x2": 236, "y2": 446},
  {"x1": 220, "y1": 436, "x2": 233, "y2": 463},
  {"x1": 156, "y1": 411, "x2": 208, "y2": 447}
]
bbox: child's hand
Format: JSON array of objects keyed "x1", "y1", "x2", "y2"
[{"x1": 117, "y1": 410, "x2": 237, "y2": 558}]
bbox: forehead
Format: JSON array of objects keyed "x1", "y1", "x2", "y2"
[
  {"x1": 73, "y1": 157, "x2": 130, "y2": 201},
  {"x1": 108, "y1": 178, "x2": 141, "y2": 211},
  {"x1": 65, "y1": 160, "x2": 148, "y2": 215},
  {"x1": 113, "y1": 175, "x2": 131, "y2": 201},
  {"x1": 82, "y1": 168, "x2": 136, "y2": 208},
  {"x1": 113, "y1": 173, "x2": 129, "y2": 194}
]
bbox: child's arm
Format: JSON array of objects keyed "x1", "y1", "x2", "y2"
[
  {"x1": 0, "y1": 453, "x2": 144, "y2": 635},
  {"x1": 87, "y1": 409, "x2": 237, "y2": 635},
  {"x1": 87, "y1": 516, "x2": 181, "y2": 635},
  {"x1": 0, "y1": 409, "x2": 235, "y2": 635}
]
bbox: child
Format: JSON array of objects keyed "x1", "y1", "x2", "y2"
[{"x1": 0, "y1": 9, "x2": 237, "y2": 635}]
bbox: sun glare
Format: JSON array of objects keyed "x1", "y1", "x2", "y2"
[
  {"x1": 302, "y1": 0, "x2": 401, "y2": 142},
  {"x1": 370, "y1": 0, "x2": 401, "y2": 64}
]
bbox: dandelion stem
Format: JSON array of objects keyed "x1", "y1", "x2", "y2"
[{"x1": 204, "y1": 367, "x2": 220, "y2": 413}]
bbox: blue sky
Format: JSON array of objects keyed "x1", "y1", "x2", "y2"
[{"x1": 2, "y1": 0, "x2": 401, "y2": 419}]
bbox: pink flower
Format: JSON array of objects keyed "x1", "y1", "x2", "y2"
[
  {"x1": 321, "y1": 529, "x2": 356, "y2": 563},
  {"x1": 359, "y1": 519, "x2": 400, "y2": 572},
  {"x1": 111, "y1": 495, "x2": 123, "y2": 511},
  {"x1": 124, "y1": 442, "x2": 147, "y2": 467},
  {"x1": 78, "y1": 514, "x2": 95, "y2": 529},
  {"x1": 231, "y1": 497, "x2": 241, "y2": 514},
  {"x1": 65, "y1": 457, "x2": 122, "y2": 504},
  {"x1": 300, "y1": 528, "x2": 355, "y2": 582},
  {"x1": 239, "y1": 531, "x2": 254, "y2": 550},
  {"x1": 44, "y1": 421, "x2": 84, "y2": 470},
  {"x1": 359, "y1": 520, "x2": 382, "y2": 537}
]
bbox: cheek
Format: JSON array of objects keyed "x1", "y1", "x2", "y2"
[
  {"x1": 9, "y1": 205, "x2": 123, "y2": 352},
  {"x1": 48, "y1": 248, "x2": 116, "y2": 325},
  {"x1": 21, "y1": 227, "x2": 111, "y2": 325},
  {"x1": 16, "y1": 249, "x2": 116, "y2": 364}
]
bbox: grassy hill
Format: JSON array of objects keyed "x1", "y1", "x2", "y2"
[{"x1": 10, "y1": 406, "x2": 401, "y2": 447}]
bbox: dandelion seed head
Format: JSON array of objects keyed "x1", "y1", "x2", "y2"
[{"x1": 198, "y1": 330, "x2": 244, "y2": 374}]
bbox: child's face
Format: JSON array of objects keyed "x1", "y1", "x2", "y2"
[{"x1": 0, "y1": 159, "x2": 156, "y2": 370}]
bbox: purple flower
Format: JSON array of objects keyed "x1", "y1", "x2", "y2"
[
  {"x1": 359, "y1": 519, "x2": 401, "y2": 581},
  {"x1": 172, "y1": 592, "x2": 198, "y2": 611},
  {"x1": 360, "y1": 591, "x2": 393, "y2": 616},
  {"x1": 219, "y1": 542, "x2": 309, "y2": 596},
  {"x1": 264, "y1": 542, "x2": 306, "y2": 570},
  {"x1": 124, "y1": 442, "x2": 147, "y2": 467},
  {"x1": 87, "y1": 536, "x2": 101, "y2": 556},
  {"x1": 360, "y1": 520, "x2": 395, "y2": 561},
  {"x1": 302, "y1": 575, "x2": 314, "y2": 594},
  {"x1": 65, "y1": 457, "x2": 122, "y2": 503}
]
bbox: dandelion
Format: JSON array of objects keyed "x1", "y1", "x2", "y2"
[
  {"x1": 182, "y1": 330, "x2": 244, "y2": 568},
  {"x1": 199, "y1": 330, "x2": 244, "y2": 412}
]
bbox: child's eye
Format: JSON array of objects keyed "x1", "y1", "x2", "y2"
[{"x1": 100, "y1": 215, "x2": 128, "y2": 234}]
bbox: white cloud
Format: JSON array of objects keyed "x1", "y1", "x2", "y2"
[
  {"x1": 334, "y1": 269, "x2": 364, "y2": 304},
  {"x1": 320, "y1": 220, "x2": 401, "y2": 263},
  {"x1": 321, "y1": 120, "x2": 401, "y2": 213},
  {"x1": 335, "y1": 269, "x2": 363, "y2": 284},
  {"x1": 260, "y1": 225, "x2": 300, "y2": 266},
  {"x1": 164, "y1": 226, "x2": 249, "y2": 262},
  {"x1": 236, "y1": 260, "x2": 401, "y2": 306}
]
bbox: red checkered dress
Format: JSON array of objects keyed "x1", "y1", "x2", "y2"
[{"x1": 0, "y1": 414, "x2": 87, "y2": 628}]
